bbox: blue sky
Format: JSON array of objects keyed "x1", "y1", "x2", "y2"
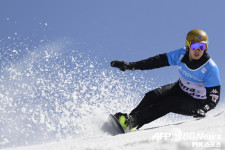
[{"x1": 1, "y1": 0, "x2": 225, "y2": 91}]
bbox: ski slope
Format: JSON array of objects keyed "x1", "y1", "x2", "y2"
[{"x1": 3, "y1": 108, "x2": 225, "y2": 150}]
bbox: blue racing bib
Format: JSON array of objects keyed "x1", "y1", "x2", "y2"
[{"x1": 167, "y1": 47, "x2": 221, "y2": 99}]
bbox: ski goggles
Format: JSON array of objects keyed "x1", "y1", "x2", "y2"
[{"x1": 190, "y1": 42, "x2": 207, "y2": 51}]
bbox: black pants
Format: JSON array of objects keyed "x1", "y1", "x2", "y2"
[{"x1": 130, "y1": 81, "x2": 205, "y2": 129}]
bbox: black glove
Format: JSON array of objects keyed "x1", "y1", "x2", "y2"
[
  {"x1": 193, "y1": 109, "x2": 206, "y2": 118},
  {"x1": 110, "y1": 60, "x2": 134, "y2": 71}
]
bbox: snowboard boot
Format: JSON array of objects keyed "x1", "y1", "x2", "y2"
[{"x1": 114, "y1": 112, "x2": 138, "y2": 132}]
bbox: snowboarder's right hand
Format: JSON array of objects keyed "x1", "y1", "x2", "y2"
[{"x1": 110, "y1": 60, "x2": 134, "y2": 71}]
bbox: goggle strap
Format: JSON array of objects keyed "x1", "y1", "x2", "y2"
[{"x1": 186, "y1": 40, "x2": 191, "y2": 47}]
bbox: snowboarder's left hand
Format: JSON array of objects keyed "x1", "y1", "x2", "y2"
[{"x1": 193, "y1": 109, "x2": 206, "y2": 118}]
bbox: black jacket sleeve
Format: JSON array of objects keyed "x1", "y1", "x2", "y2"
[
  {"x1": 202, "y1": 85, "x2": 221, "y2": 112},
  {"x1": 130, "y1": 53, "x2": 170, "y2": 70}
]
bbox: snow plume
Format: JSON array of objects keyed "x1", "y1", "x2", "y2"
[
  {"x1": 1, "y1": 36, "x2": 224, "y2": 149},
  {"x1": 0, "y1": 37, "x2": 154, "y2": 148}
]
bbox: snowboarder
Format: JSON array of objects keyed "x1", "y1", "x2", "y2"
[{"x1": 110, "y1": 29, "x2": 221, "y2": 132}]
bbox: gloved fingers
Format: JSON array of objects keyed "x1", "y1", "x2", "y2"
[
  {"x1": 193, "y1": 109, "x2": 205, "y2": 118},
  {"x1": 110, "y1": 61, "x2": 117, "y2": 67},
  {"x1": 111, "y1": 60, "x2": 123, "y2": 67}
]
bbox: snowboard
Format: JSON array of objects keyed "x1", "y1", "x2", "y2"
[{"x1": 108, "y1": 114, "x2": 125, "y2": 134}]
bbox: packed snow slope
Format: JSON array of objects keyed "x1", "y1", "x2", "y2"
[
  {"x1": 0, "y1": 37, "x2": 224, "y2": 150},
  {"x1": 4, "y1": 107, "x2": 225, "y2": 150}
]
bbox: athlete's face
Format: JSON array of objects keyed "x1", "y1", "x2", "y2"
[{"x1": 189, "y1": 48, "x2": 205, "y2": 61}]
